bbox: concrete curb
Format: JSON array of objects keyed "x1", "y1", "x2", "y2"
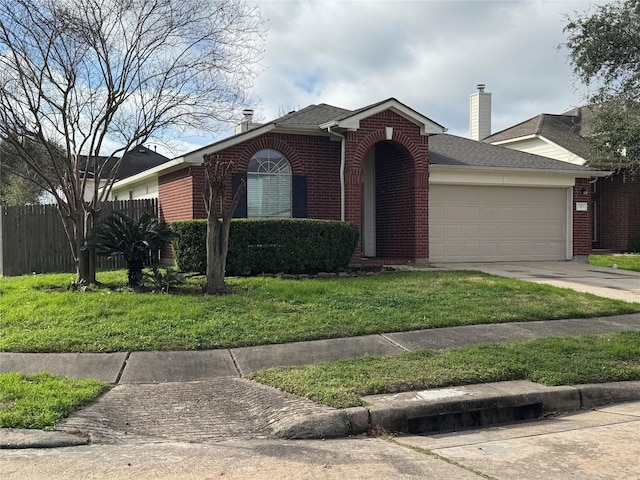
[
  {"x1": 273, "y1": 380, "x2": 640, "y2": 439},
  {"x1": 2, "y1": 381, "x2": 640, "y2": 446},
  {"x1": 0, "y1": 429, "x2": 89, "y2": 449}
]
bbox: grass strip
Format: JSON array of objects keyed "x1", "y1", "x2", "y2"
[
  {"x1": 0, "y1": 372, "x2": 109, "y2": 429},
  {"x1": 250, "y1": 332, "x2": 640, "y2": 409},
  {"x1": 1, "y1": 270, "x2": 638, "y2": 353},
  {"x1": 589, "y1": 254, "x2": 640, "y2": 272}
]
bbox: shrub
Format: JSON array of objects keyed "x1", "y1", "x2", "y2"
[
  {"x1": 171, "y1": 221, "x2": 207, "y2": 273},
  {"x1": 143, "y1": 267, "x2": 184, "y2": 293},
  {"x1": 86, "y1": 212, "x2": 172, "y2": 287},
  {"x1": 628, "y1": 237, "x2": 640, "y2": 254},
  {"x1": 171, "y1": 219, "x2": 359, "y2": 275}
]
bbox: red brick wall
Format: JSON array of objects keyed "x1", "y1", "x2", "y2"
[
  {"x1": 631, "y1": 175, "x2": 640, "y2": 248},
  {"x1": 204, "y1": 132, "x2": 342, "y2": 220},
  {"x1": 158, "y1": 123, "x2": 600, "y2": 263},
  {"x1": 594, "y1": 172, "x2": 640, "y2": 250},
  {"x1": 158, "y1": 168, "x2": 196, "y2": 223},
  {"x1": 344, "y1": 110, "x2": 429, "y2": 261},
  {"x1": 573, "y1": 178, "x2": 592, "y2": 256},
  {"x1": 159, "y1": 111, "x2": 428, "y2": 263}
]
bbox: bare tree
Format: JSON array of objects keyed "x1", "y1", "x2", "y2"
[
  {"x1": 202, "y1": 155, "x2": 244, "y2": 294},
  {"x1": 0, "y1": 0, "x2": 264, "y2": 284}
]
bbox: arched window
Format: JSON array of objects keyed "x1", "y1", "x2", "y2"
[{"x1": 247, "y1": 149, "x2": 292, "y2": 217}]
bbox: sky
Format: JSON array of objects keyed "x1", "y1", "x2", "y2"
[{"x1": 161, "y1": 0, "x2": 605, "y2": 157}]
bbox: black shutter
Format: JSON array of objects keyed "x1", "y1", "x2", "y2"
[
  {"x1": 292, "y1": 175, "x2": 307, "y2": 218},
  {"x1": 232, "y1": 173, "x2": 247, "y2": 218}
]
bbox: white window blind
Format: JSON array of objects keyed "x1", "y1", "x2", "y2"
[{"x1": 247, "y1": 149, "x2": 292, "y2": 218}]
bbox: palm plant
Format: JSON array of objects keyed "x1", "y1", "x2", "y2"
[{"x1": 86, "y1": 211, "x2": 172, "y2": 287}]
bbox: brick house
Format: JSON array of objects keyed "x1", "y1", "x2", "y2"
[
  {"x1": 485, "y1": 104, "x2": 640, "y2": 251},
  {"x1": 111, "y1": 98, "x2": 606, "y2": 264}
]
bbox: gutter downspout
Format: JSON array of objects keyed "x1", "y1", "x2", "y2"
[{"x1": 326, "y1": 125, "x2": 346, "y2": 221}]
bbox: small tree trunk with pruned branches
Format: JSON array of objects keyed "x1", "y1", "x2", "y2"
[{"x1": 202, "y1": 155, "x2": 244, "y2": 294}]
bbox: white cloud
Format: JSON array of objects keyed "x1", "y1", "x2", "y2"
[
  {"x1": 244, "y1": 0, "x2": 602, "y2": 138},
  {"x1": 167, "y1": 0, "x2": 604, "y2": 155}
]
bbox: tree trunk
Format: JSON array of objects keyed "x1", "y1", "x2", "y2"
[
  {"x1": 127, "y1": 258, "x2": 144, "y2": 287},
  {"x1": 76, "y1": 248, "x2": 96, "y2": 285},
  {"x1": 206, "y1": 216, "x2": 230, "y2": 294},
  {"x1": 72, "y1": 209, "x2": 97, "y2": 285},
  {"x1": 202, "y1": 156, "x2": 245, "y2": 295}
]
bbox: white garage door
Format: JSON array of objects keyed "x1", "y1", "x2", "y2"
[{"x1": 429, "y1": 185, "x2": 568, "y2": 262}]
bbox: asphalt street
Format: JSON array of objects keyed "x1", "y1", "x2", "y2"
[{"x1": 2, "y1": 401, "x2": 639, "y2": 480}]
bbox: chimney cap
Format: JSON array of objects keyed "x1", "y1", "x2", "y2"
[
  {"x1": 476, "y1": 83, "x2": 486, "y2": 93},
  {"x1": 242, "y1": 109, "x2": 254, "y2": 118}
]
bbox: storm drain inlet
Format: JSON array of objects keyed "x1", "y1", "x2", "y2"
[{"x1": 407, "y1": 402, "x2": 543, "y2": 435}]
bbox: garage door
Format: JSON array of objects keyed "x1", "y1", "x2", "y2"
[{"x1": 429, "y1": 185, "x2": 568, "y2": 262}]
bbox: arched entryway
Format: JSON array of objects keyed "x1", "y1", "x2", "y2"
[{"x1": 362, "y1": 140, "x2": 416, "y2": 260}]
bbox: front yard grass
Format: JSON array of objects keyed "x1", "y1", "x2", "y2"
[
  {"x1": 251, "y1": 332, "x2": 640, "y2": 409},
  {"x1": 590, "y1": 253, "x2": 640, "y2": 272},
  {"x1": 1, "y1": 270, "x2": 639, "y2": 353},
  {"x1": 0, "y1": 372, "x2": 108, "y2": 429}
]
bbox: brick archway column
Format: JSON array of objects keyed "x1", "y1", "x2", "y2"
[
  {"x1": 414, "y1": 168, "x2": 429, "y2": 262},
  {"x1": 343, "y1": 113, "x2": 430, "y2": 264},
  {"x1": 344, "y1": 162, "x2": 364, "y2": 260}
]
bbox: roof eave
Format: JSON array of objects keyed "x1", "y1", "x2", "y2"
[
  {"x1": 430, "y1": 163, "x2": 611, "y2": 178},
  {"x1": 488, "y1": 134, "x2": 539, "y2": 145},
  {"x1": 179, "y1": 123, "x2": 278, "y2": 164},
  {"x1": 272, "y1": 124, "x2": 331, "y2": 135},
  {"x1": 111, "y1": 158, "x2": 186, "y2": 189}
]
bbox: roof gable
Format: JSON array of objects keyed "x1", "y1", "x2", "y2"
[
  {"x1": 323, "y1": 98, "x2": 446, "y2": 135},
  {"x1": 485, "y1": 107, "x2": 595, "y2": 162}
]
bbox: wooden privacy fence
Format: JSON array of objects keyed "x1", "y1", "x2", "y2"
[{"x1": 0, "y1": 199, "x2": 158, "y2": 276}]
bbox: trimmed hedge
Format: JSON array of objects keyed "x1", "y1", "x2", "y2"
[
  {"x1": 170, "y1": 221, "x2": 207, "y2": 273},
  {"x1": 171, "y1": 219, "x2": 359, "y2": 275}
]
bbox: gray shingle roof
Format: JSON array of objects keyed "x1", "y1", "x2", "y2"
[
  {"x1": 483, "y1": 114, "x2": 545, "y2": 142},
  {"x1": 117, "y1": 146, "x2": 171, "y2": 179},
  {"x1": 429, "y1": 134, "x2": 592, "y2": 171},
  {"x1": 81, "y1": 145, "x2": 171, "y2": 180},
  {"x1": 184, "y1": 101, "x2": 601, "y2": 175},
  {"x1": 484, "y1": 106, "x2": 596, "y2": 162},
  {"x1": 274, "y1": 104, "x2": 352, "y2": 129}
]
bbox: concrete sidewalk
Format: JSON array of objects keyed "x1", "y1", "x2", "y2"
[
  {"x1": 2, "y1": 314, "x2": 640, "y2": 448},
  {"x1": 2, "y1": 313, "x2": 640, "y2": 383}
]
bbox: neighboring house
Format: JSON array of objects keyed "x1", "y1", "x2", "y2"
[
  {"x1": 90, "y1": 145, "x2": 172, "y2": 200},
  {"x1": 38, "y1": 145, "x2": 170, "y2": 204},
  {"x1": 484, "y1": 105, "x2": 640, "y2": 251},
  {"x1": 112, "y1": 97, "x2": 606, "y2": 264}
]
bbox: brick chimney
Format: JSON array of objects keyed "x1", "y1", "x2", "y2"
[{"x1": 469, "y1": 84, "x2": 491, "y2": 141}]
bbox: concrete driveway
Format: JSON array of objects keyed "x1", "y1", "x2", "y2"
[{"x1": 433, "y1": 261, "x2": 640, "y2": 303}]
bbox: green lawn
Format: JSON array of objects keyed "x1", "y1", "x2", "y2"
[
  {"x1": 1, "y1": 270, "x2": 639, "y2": 353},
  {"x1": 0, "y1": 372, "x2": 108, "y2": 429},
  {"x1": 251, "y1": 332, "x2": 640, "y2": 408},
  {"x1": 590, "y1": 254, "x2": 640, "y2": 272}
]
